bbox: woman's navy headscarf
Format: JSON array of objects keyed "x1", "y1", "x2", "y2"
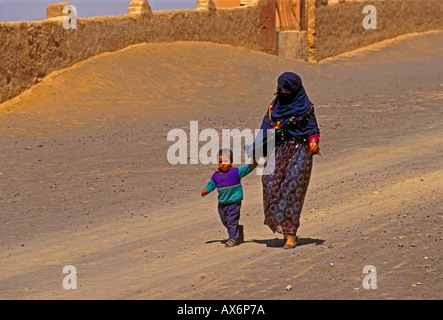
[{"x1": 248, "y1": 72, "x2": 319, "y2": 156}]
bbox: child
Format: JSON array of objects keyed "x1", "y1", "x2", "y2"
[{"x1": 201, "y1": 149, "x2": 257, "y2": 247}]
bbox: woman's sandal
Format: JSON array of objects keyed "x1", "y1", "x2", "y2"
[
  {"x1": 283, "y1": 236, "x2": 297, "y2": 249},
  {"x1": 283, "y1": 242, "x2": 297, "y2": 249}
]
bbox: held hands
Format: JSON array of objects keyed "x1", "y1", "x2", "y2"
[{"x1": 201, "y1": 189, "x2": 208, "y2": 197}]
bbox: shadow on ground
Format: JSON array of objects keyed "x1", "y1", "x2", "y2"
[{"x1": 205, "y1": 237, "x2": 325, "y2": 248}]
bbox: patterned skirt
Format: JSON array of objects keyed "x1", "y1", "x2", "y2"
[{"x1": 262, "y1": 139, "x2": 313, "y2": 236}]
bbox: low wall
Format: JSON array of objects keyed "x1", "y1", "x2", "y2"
[
  {"x1": 0, "y1": 0, "x2": 276, "y2": 104},
  {"x1": 311, "y1": 0, "x2": 443, "y2": 61},
  {"x1": 277, "y1": 0, "x2": 442, "y2": 61},
  {"x1": 1, "y1": 0, "x2": 441, "y2": 104}
]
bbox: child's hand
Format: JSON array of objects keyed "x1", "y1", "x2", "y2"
[
  {"x1": 251, "y1": 158, "x2": 258, "y2": 168},
  {"x1": 201, "y1": 189, "x2": 208, "y2": 197}
]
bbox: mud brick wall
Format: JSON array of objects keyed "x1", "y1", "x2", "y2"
[
  {"x1": 310, "y1": 0, "x2": 443, "y2": 61},
  {"x1": 0, "y1": 0, "x2": 276, "y2": 103}
]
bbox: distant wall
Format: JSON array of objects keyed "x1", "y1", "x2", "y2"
[
  {"x1": 0, "y1": 0, "x2": 276, "y2": 103},
  {"x1": 309, "y1": 0, "x2": 443, "y2": 61},
  {"x1": 1, "y1": 0, "x2": 442, "y2": 104},
  {"x1": 277, "y1": 0, "x2": 443, "y2": 61}
]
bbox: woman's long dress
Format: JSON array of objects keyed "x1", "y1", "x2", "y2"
[{"x1": 262, "y1": 137, "x2": 312, "y2": 236}]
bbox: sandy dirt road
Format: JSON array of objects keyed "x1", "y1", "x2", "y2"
[{"x1": 0, "y1": 31, "x2": 442, "y2": 300}]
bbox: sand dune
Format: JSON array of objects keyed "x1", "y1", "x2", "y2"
[{"x1": 0, "y1": 32, "x2": 442, "y2": 300}]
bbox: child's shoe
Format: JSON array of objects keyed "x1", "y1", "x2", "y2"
[{"x1": 225, "y1": 239, "x2": 237, "y2": 247}]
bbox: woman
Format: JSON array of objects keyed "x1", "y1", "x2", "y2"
[{"x1": 253, "y1": 72, "x2": 320, "y2": 249}]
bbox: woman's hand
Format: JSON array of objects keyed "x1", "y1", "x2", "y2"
[
  {"x1": 201, "y1": 189, "x2": 208, "y2": 197},
  {"x1": 309, "y1": 139, "x2": 319, "y2": 154}
]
